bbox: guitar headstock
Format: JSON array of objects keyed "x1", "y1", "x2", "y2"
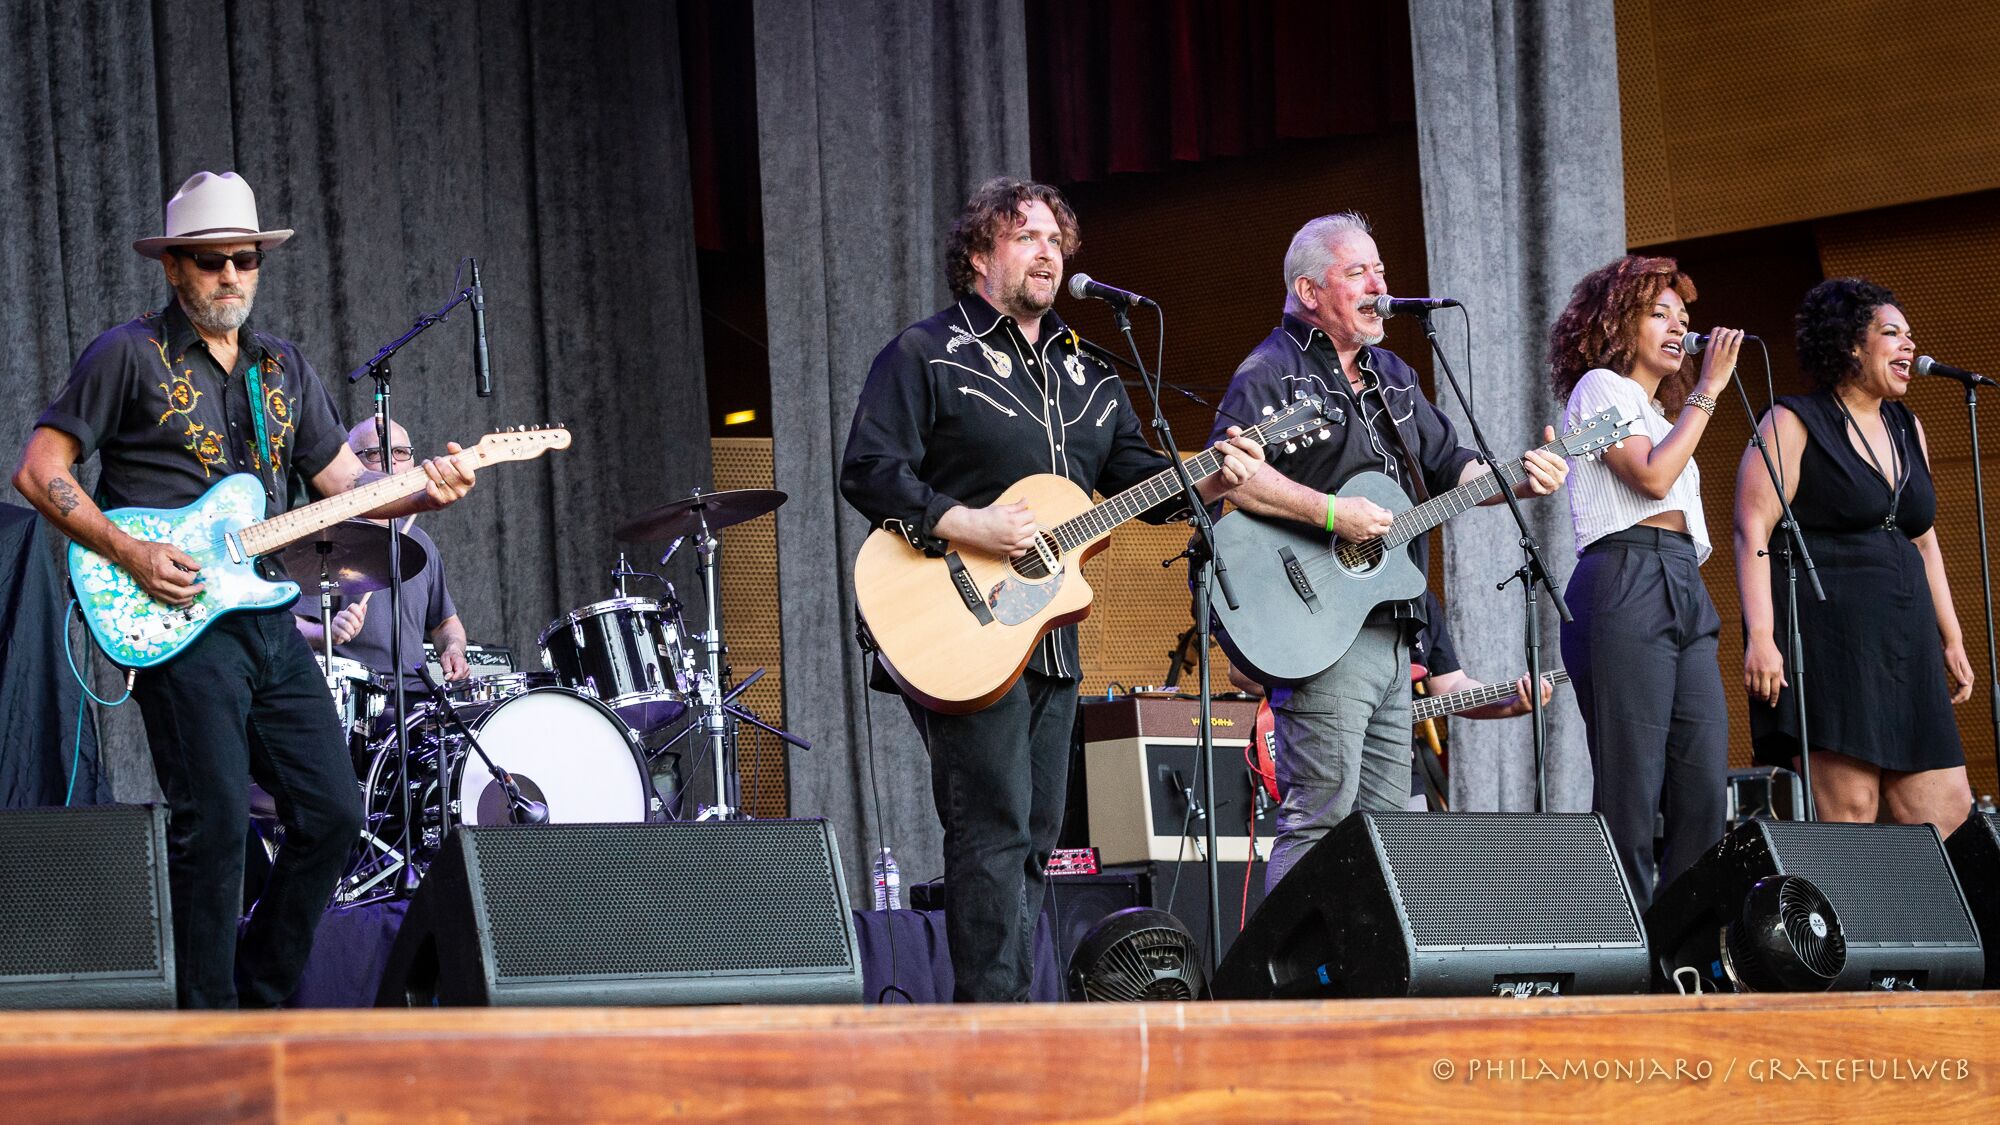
[
  {"x1": 1559, "y1": 409, "x2": 1638, "y2": 460},
  {"x1": 472, "y1": 425, "x2": 574, "y2": 464},
  {"x1": 1250, "y1": 394, "x2": 1332, "y2": 454}
]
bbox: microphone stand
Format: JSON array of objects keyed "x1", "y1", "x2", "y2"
[
  {"x1": 1957, "y1": 381, "x2": 2000, "y2": 786},
  {"x1": 1107, "y1": 299, "x2": 1235, "y2": 977},
  {"x1": 411, "y1": 666, "x2": 547, "y2": 825},
  {"x1": 347, "y1": 280, "x2": 478, "y2": 889},
  {"x1": 1416, "y1": 311, "x2": 1570, "y2": 812},
  {"x1": 1726, "y1": 369, "x2": 1825, "y2": 820}
]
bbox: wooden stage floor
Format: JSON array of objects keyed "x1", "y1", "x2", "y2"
[{"x1": 3, "y1": 991, "x2": 1996, "y2": 1123}]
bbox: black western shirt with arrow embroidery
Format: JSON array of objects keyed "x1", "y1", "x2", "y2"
[{"x1": 841, "y1": 292, "x2": 1186, "y2": 682}]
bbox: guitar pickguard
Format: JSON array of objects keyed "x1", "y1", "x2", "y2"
[{"x1": 986, "y1": 566, "x2": 1064, "y2": 625}]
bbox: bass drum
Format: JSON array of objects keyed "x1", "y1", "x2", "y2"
[
  {"x1": 344, "y1": 688, "x2": 659, "y2": 900},
  {"x1": 447, "y1": 688, "x2": 657, "y2": 827}
]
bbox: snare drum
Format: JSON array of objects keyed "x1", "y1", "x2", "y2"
[
  {"x1": 539, "y1": 598, "x2": 691, "y2": 730},
  {"x1": 444, "y1": 670, "x2": 560, "y2": 708},
  {"x1": 317, "y1": 655, "x2": 387, "y2": 744}
]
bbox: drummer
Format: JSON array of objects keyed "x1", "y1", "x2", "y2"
[{"x1": 294, "y1": 418, "x2": 470, "y2": 691}]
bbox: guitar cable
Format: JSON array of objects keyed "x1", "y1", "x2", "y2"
[{"x1": 61, "y1": 599, "x2": 133, "y2": 806}]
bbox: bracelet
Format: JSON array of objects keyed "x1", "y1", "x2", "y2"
[
  {"x1": 1325, "y1": 493, "x2": 1338, "y2": 533},
  {"x1": 1684, "y1": 392, "x2": 1717, "y2": 417}
]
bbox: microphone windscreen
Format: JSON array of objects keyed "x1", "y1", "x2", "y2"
[{"x1": 1067, "y1": 273, "x2": 1094, "y2": 299}]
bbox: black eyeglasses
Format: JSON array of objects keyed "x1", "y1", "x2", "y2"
[
  {"x1": 171, "y1": 249, "x2": 266, "y2": 273},
  {"x1": 356, "y1": 446, "x2": 415, "y2": 466}
]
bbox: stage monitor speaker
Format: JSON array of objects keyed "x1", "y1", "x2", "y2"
[
  {"x1": 1211, "y1": 812, "x2": 1648, "y2": 999},
  {"x1": 1945, "y1": 810, "x2": 2000, "y2": 988},
  {"x1": 1648, "y1": 819, "x2": 1983, "y2": 991},
  {"x1": 0, "y1": 804, "x2": 174, "y2": 1009},
  {"x1": 377, "y1": 819, "x2": 862, "y2": 1006}
]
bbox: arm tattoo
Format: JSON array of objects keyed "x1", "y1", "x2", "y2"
[{"x1": 46, "y1": 477, "x2": 82, "y2": 517}]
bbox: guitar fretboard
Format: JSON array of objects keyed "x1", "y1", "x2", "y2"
[
  {"x1": 236, "y1": 445, "x2": 494, "y2": 557},
  {"x1": 1049, "y1": 410, "x2": 1303, "y2": 552},
  {"x1": 1384, "y1": 437, "x2": 1564, "y2": 549},
  {"x1": 1412, "y1": 668, "x2": 1572, "y2": 723}
]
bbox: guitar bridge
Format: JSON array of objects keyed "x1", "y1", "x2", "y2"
[
  {"x1": 1279, "y1": 547, "x2": 1321, "y2": 614},
  {"x1": 945, "y1": 552, "x2": 995, "y2": 625}
]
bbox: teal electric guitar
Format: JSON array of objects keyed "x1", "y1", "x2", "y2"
[{"x1": 70, "y1": 427, "x2": 570, "y2": 668}]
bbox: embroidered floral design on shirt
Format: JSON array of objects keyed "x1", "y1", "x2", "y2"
[{"x1": 149, "y1": 335, "x2": 227, "y2": 477}]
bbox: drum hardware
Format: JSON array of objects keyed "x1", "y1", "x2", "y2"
[{"x1": 616, "y1": 488, "x2": 809, "y2": 819}]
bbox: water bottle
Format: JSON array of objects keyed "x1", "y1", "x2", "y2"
[{"x1": 871, "y1": 846, "x2": 902, "y2": 911}]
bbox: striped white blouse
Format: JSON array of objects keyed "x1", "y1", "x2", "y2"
[{"x1": 1561, "y1": 367, "x2": 1711, "y2": 564}]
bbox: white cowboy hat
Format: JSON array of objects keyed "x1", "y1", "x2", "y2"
[{"x1": 133, "y1": 171, "x2": 294, "y2": 259}]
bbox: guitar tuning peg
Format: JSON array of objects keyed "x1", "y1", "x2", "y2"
[
  {"x1": 1318, "y1": 428, "x2": 1331, "y2": 440},
  {"x1": 1283, "y1": 441, "x2": 1297, "y2": 454},
  {"x1": 1262, "y1": 405, "x2": 1276, "y2": 416},
  {"x1": 1299, "y1": 435, "x2": 1313, "y2": 447},
  {"x1": 1614, "y1": 439, "x2": 1625, "y2": 449}
]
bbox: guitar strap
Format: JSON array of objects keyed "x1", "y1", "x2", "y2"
[
  {"x1": 1357, "y1": 356, "x2": 1432, "y2": 504},
  {"x1": 242, "y1": 356, "x2": 278, "y2": 498}
]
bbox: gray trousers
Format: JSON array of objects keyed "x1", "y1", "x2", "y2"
[
  {"x1": 1266, "y1": 621, "x2": 1413, "y2": 890},
  {"x1": 1560, "y1": 526, "x2": 1729, "y2": 911}
]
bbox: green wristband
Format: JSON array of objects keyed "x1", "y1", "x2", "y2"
[{"x1": 1325, "y1": 493, "x2": 1338, "y2": 534}]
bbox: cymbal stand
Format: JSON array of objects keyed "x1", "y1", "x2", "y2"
[
  {"x1": 691, "y1": 497, "x2": 739, "y2": 819},
  {"x1": 314, "y1": 544, "x2": 340, "y2": 679}
]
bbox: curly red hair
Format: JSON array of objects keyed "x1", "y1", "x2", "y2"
[{"x1": 1548, "y1": 255, "x2": 1698, "y2": 409}]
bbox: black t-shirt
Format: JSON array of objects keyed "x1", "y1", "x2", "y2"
[{"x1": 37, "y1": 299, "x2": 346, "y2": 513}]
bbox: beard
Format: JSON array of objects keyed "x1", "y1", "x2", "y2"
[
  {"x1": 176, "y1": 278, "x2": 255, "y2": 334},
  {"x1": 990, "y1": 271, "x2": 1056, "y2": 320}
]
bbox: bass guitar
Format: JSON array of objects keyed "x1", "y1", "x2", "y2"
[
  {"x1": 1210, "y1": 409, "x2": 1633, "y2": 685},
  {"x1": 70, "y1": 427, "x2": 570, "y2": 668},
  {"x1": 854, "y1": 397, "x2": 1329, "y2": 714}
]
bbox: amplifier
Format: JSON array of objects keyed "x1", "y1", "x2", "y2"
[{"x1": 1079, "y1": 697, "x2": 1274, "y2": 865}]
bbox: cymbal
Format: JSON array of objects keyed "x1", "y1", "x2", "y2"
[
  {"x1": 615, "y1": 488, "x2": 788, "y2": 543},
  {"x1": 274, "y1": 519, "x2": 429, "y2": 597}
]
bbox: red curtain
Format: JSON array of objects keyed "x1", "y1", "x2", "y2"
[{"x1": 1027, "y1": 0, "x2": 1416, "y2": 185}]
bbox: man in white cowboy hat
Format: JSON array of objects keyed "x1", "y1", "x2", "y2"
[{"x1": 12, "y1": 171, "x2": 479, "y2": 1009}]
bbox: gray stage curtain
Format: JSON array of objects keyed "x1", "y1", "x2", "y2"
[
  {"x1": 0, "y1": 0, "x2": 708, "y2": 802},
  {"x1": 1408, "y1": 0, "x2": 1625, "y2": 813},
  {"x1": 755, "y1": 0, "x2": 1031, "y2": 896}
]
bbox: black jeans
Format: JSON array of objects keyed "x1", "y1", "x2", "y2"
[
  {"x1": 133, "y1": 608, "x2": 361, "y2": 1008},
  {"x1": 903, "y1": 671, "x2": 1076, "y2": 1002},
  {"x1": 1560, "y1": 526, "x2": 1728, "y2": 912}
]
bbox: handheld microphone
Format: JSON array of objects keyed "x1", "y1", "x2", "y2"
[
  {"x1": 469, "y1": 258, "x2": 493, "y2": 397},
  {"x1": 1916, "y1": 355, "x2": 2000, "y2": 389},
  {"x1": 1370, "y1": 295, "x2": 1460, "y2": 318},
  {"x1": 1068, "y1": 273, "x2": 1156, "y2": 308},
  {"x1": 1679, "y1": 330, "x2": 1762, "y2": 355}
]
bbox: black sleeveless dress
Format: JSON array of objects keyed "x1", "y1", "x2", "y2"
[{"x1": 1749, "y1": 390, "x2": 1965, "y2": 771}]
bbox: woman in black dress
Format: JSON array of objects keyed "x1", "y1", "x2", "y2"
[{"x1": 1733, "y1": 278, "x2": 1974, "y2": 834}]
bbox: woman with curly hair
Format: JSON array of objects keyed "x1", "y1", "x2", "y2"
[
  {"x1": 1548, "y1": 254, "x2": 1743, "y2": 909},
  {"x1": 1734, "y1": 278, "x2": 1973, "y2": 834}
]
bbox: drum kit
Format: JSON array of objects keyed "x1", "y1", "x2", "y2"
[{"x1": 280, "y1": 487, "x2": 804, "y2": 905}]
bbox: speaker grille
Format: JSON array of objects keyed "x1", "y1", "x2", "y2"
[
  {"x1": 1760, "y1": 821, "x2": 1978, "y2": 945},
  {"x1": 1372, "y1": 815, "x2": 1642, "y2": 948},
  {"x1": 467, "y1": 821, "x2": 852, "y2": 981},
  {"x1": 0, "y1": 806, "x2": 165, "y2": 977}
]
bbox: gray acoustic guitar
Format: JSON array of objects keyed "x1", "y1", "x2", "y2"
[{"x1": 1210, "y1": 409, "x2": 1634, "y2": 685}]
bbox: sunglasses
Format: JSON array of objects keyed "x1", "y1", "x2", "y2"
[{"x1": 171, "y1": 249, "x2": 266, "y2": 273}]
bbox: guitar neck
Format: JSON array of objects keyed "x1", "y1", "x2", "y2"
[
  {"x1": 1413, "y1": 668, "x2": 1571, "y2": 723},
  {"x1": 1386, "y1": 436, "x2": 1563, "y2": 549},
  {"x1": 237, "y1": 450, "x2": 485, "y2": 558}
]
